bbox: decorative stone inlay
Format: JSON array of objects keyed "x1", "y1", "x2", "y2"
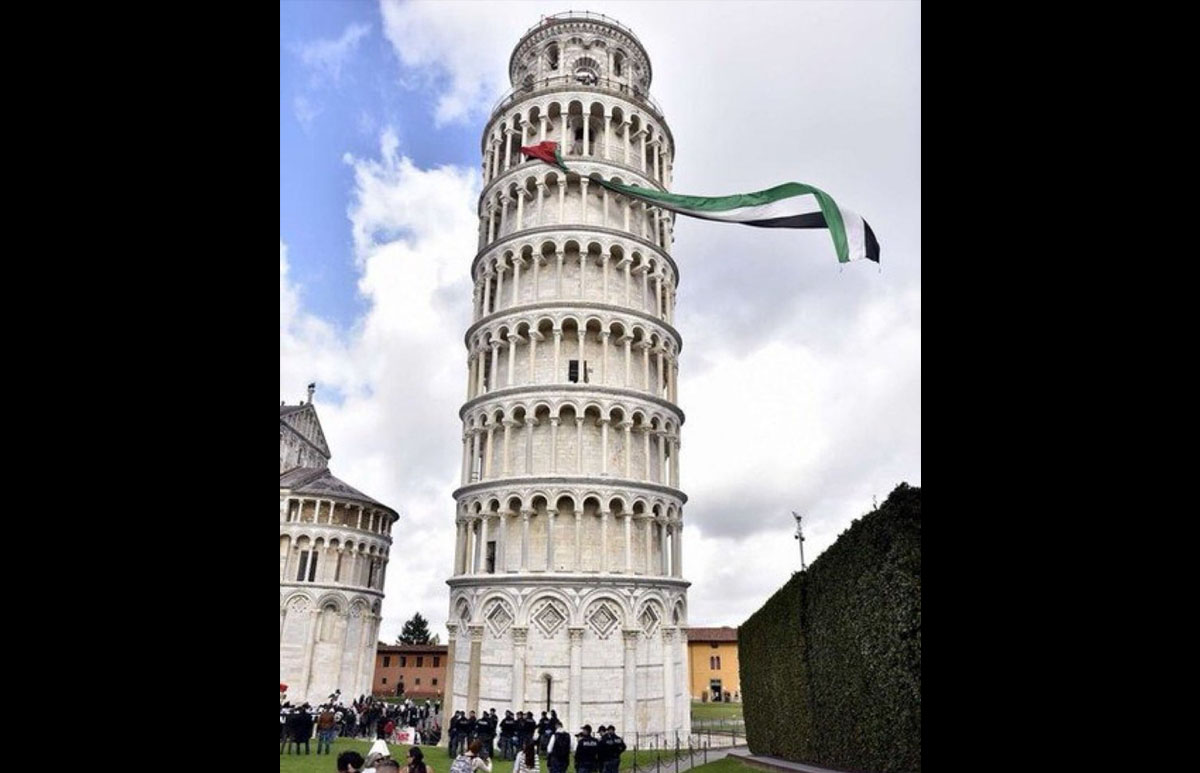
[
  {"x1": 485, "y1": 599, "x2": 515, "y2": 637},
  {"x1": 531, "y1": 599, "x2": 568, "y2": 638},
  {"x1": 639, "y1": 604, "x2": 660, "y2": 636},
  {"x1": 289, "y1": 596, "x2": 310, "y2": 613},
  {"x1": 586, "y1": 601, "x2": 620, "y2": 639}
]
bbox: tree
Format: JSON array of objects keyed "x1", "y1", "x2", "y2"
[{"x1": 397, "y1": 612, "x2": 432, "y2": 645}]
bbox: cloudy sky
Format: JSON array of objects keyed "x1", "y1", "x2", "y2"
[{"x1": 280, "y1": 0, "x2": 920, "y2": 642}]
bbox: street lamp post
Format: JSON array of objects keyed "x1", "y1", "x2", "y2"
[{"x1": 792, "y1": 511, "x2": 806, "y2": 570}]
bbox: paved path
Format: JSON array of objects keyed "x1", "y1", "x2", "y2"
[
  {"x1": 642, "y1": 745, "x2": 750, "y2": 773},
  {"x1": 725, "y1": 747, "x2": 856, "y2": 773}
]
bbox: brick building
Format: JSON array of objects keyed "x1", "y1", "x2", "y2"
[
  {"x1": 373, "y1": 644, "x2": 449, "y2": 699},
  {"x1": 686, "y1": 627, "x2": 740, "y2": 702}
]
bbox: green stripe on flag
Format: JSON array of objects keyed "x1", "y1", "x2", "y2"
[{"x1": 593, "y1": 178, "x2": 850, "y2": 262}]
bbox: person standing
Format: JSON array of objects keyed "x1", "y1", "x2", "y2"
[
  {"x1": 317, "y1": 705, "x2": 337, "y2": 754},
  {"x1": 480, "y1": 709, "x2": 497, "y2": 759},
  {"x1": 546, "y1": 721, "x2": 572, "y2": 773},
  {"x1": 514, "y1": 740, "x2": 539, "y2": 773},
  {"x1": 454, "y1": 711, "x2": 474, "y2": 756},
  {"x1": 537, "y1": 713, "x2": 551, "y2": 754},
  {"x1": 499, "y1": 710, "x2": 516, "y2": 760},
  {"x1": 519, "y1": 711, "x2": 537, "y2": 751},
  {"x1": 573, "y1": 724, "x2": 599, "y2": 773},
  {"x1": 599, "y1": 725, "x2": 626, "y2": 773}
]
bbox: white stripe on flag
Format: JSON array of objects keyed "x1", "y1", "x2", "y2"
[
  {"x1": 664, "y1": 193, "x2": 822, "y2": 223},
  {"x1": 840, "y1": 207, "x2": 866, "y2": 262}
]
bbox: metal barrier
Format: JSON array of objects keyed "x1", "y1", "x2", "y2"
[
  {"x1": 489, "y1": 75, "x2": 664, "y2": 120},
  {"x1": 513, "y1": 11, "x2": 647, "y2": 49}
]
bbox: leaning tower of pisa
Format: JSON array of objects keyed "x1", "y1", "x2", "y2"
[{"x1": 445, "y1": 12, "x2": 689, "y2": 741}]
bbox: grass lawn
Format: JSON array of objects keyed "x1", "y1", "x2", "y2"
[
  {"x1": 280, "y1": 739, "x2": 684, "y2": 773},
  {"x1": 280, "y1": 740, "x2": 484, "y2": 773},
  {"x1": 689, "y1": 701, "x2": 744, "y2": 724},
  {"x1": 677, "y1": 758, "x2": 754, "y2": 773}
]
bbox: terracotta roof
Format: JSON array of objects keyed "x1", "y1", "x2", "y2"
[
  {"x1": 376, "y1": 644, "x2": 449, "y2": 654},
  {"x1": 686, "y1": 627, "x2": 738, "y2": 642}
]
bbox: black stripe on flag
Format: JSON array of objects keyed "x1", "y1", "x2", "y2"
[
  {"x1": 743, "y1": 212, "x2": 829, "y2": 229},
  {"x1": 864, "y1": 220, "x2": 880, "y2": 263}
]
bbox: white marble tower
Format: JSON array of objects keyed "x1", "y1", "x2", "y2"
[{"x1": 446, "y1": 11, "x2": 689, "y2": 742}]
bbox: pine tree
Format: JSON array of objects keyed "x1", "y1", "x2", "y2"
[{"x1": 396, "y1": 611, "x2": 432, "y2": 645}]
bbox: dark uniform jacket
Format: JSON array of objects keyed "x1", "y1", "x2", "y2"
[
  {"x1": 599, "y1": 733, "x2": 626, "y2": 763},
  {"x1": 575, "y1": 736, "x2": 600, "y2": 769},
  {"x1": 548, "y1": 731, "x2": 572, "y2": 765}
]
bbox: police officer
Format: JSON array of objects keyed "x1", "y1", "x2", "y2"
[
  {"x1": 519, "y1": 711, "x2": 537, "y2": 750},
  {"x1": 452, "y1": 710, "x2": 472, "y2": 755},
  {"x1": 478, "y1": 708, "x2": 497, "y2": 759},
  {"x1": 537, "y1": 712, "x2": 552, "y2": 753},
  {"x1": 574, "y1": 724, "x2": 600, "y2": 773},
  {"x1": 546, "y1": 720, "x2": 572, "y2": 773},
  {"x1": 499, "y1": 710, "x2": 517, "y2": 760},
  {"x1": 598, "y1": 725, "x2": 626, "y2": 773}
]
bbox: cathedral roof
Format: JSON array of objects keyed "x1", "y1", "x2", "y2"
[{"x1": 279, "y1": 466, "x2": 394, "y2": 511}]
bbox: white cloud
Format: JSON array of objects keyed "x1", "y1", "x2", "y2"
[
  {"x1": 297, "y1": 22, "x2": 372, "y2": 86},
  {"x1": 283, "y1": 130, "x2": 481, "y2": 643},
  {"x1": 379, "y1": 0, "x2": 523, "y2": 126},
  {"x1": 293, "y1": 94, "x2": 322, "y2": 129}
]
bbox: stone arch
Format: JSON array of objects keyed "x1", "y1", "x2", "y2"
[
  {"x1": 454, "y1": 596, "x2": 473, "y2": 625},
  {"x1": 480, "y1": 592, "x2": 517, "y2": 638},
  {"x1": 581, "y1": 593, "x2": 626, "y2": 640},
  {"x1": 313, "y1": 592, "x2": 346, "y2": 615},
  {"x1": 636, "y1": 597, "x2": 665, "y2": 636},
  {"x1": 522, "y1": 590, "x2": 574, "y2": 631},
  {"x1": 283, "y1": 590, "x2": 314, "y2": 611}
]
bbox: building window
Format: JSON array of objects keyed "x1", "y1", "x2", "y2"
[
  {"x1": 433, "y1": 656, "x2": 440, "y2": 667},
  {"x1": 400, "y1": 656, "x2": 407, "y2": 667},
  {"x1": 568, "y1": 359, "x2": 589, "y2": 383},
  {"x1": 711, "y1": 643, "x2": 719, "y2": 649},
  {"x1": 415, "y1": 678, "x2": 421, "y2": 685},
  {"x1": 710, "y1": 655, "x2": 722, "y2": 670},
  {"x1": 383, "y1": 656, "x2": 390, "y2": 667},
  {"x1": 417, "y1": 656, "x2": 424, "y2": 668},
  {"x1": 382, "y1": 677, "x2": 387, "y2": 684},
  {"x1": 294, "y1": 549, "x2": 320, "y2": 582},
  {"x1": 486, "y1": 541, "x2": 496, "y2": 574},
  {"x1": 433, "y1": 678, "x2": 438, "y2": 686}
]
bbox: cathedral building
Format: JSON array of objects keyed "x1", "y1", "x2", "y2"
[
  {"x1": 280, "y1": 387, "x2": 398, "y2": 704},
  {"x1": 445, "y1": 12, "x2": 689, "y2": 741}
]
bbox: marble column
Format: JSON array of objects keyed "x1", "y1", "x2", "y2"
[
  {"x1": 622, "y1": 629, "x2": 639, "y2": 736},
  {"x1": 568, "y1": 627, "x2": 584, "y2": 732},
  {"x1": 511, "y1": 626, "x2": 528, "y2": 708},
  {"x1": 466, "y1": 624, "x2": 484, "y2": 714}
]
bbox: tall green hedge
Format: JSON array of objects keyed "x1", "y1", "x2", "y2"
[{"x1": 739, "y1": 483, "x2": 921, "y2": 773}]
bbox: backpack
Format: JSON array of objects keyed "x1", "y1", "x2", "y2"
[{"x1": 450, "y1": 755, "x2": 475, "y2": 773}]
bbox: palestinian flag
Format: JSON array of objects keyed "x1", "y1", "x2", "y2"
[{"x1": 519, "y1": 141, "x2": 879, "y2": 264}]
